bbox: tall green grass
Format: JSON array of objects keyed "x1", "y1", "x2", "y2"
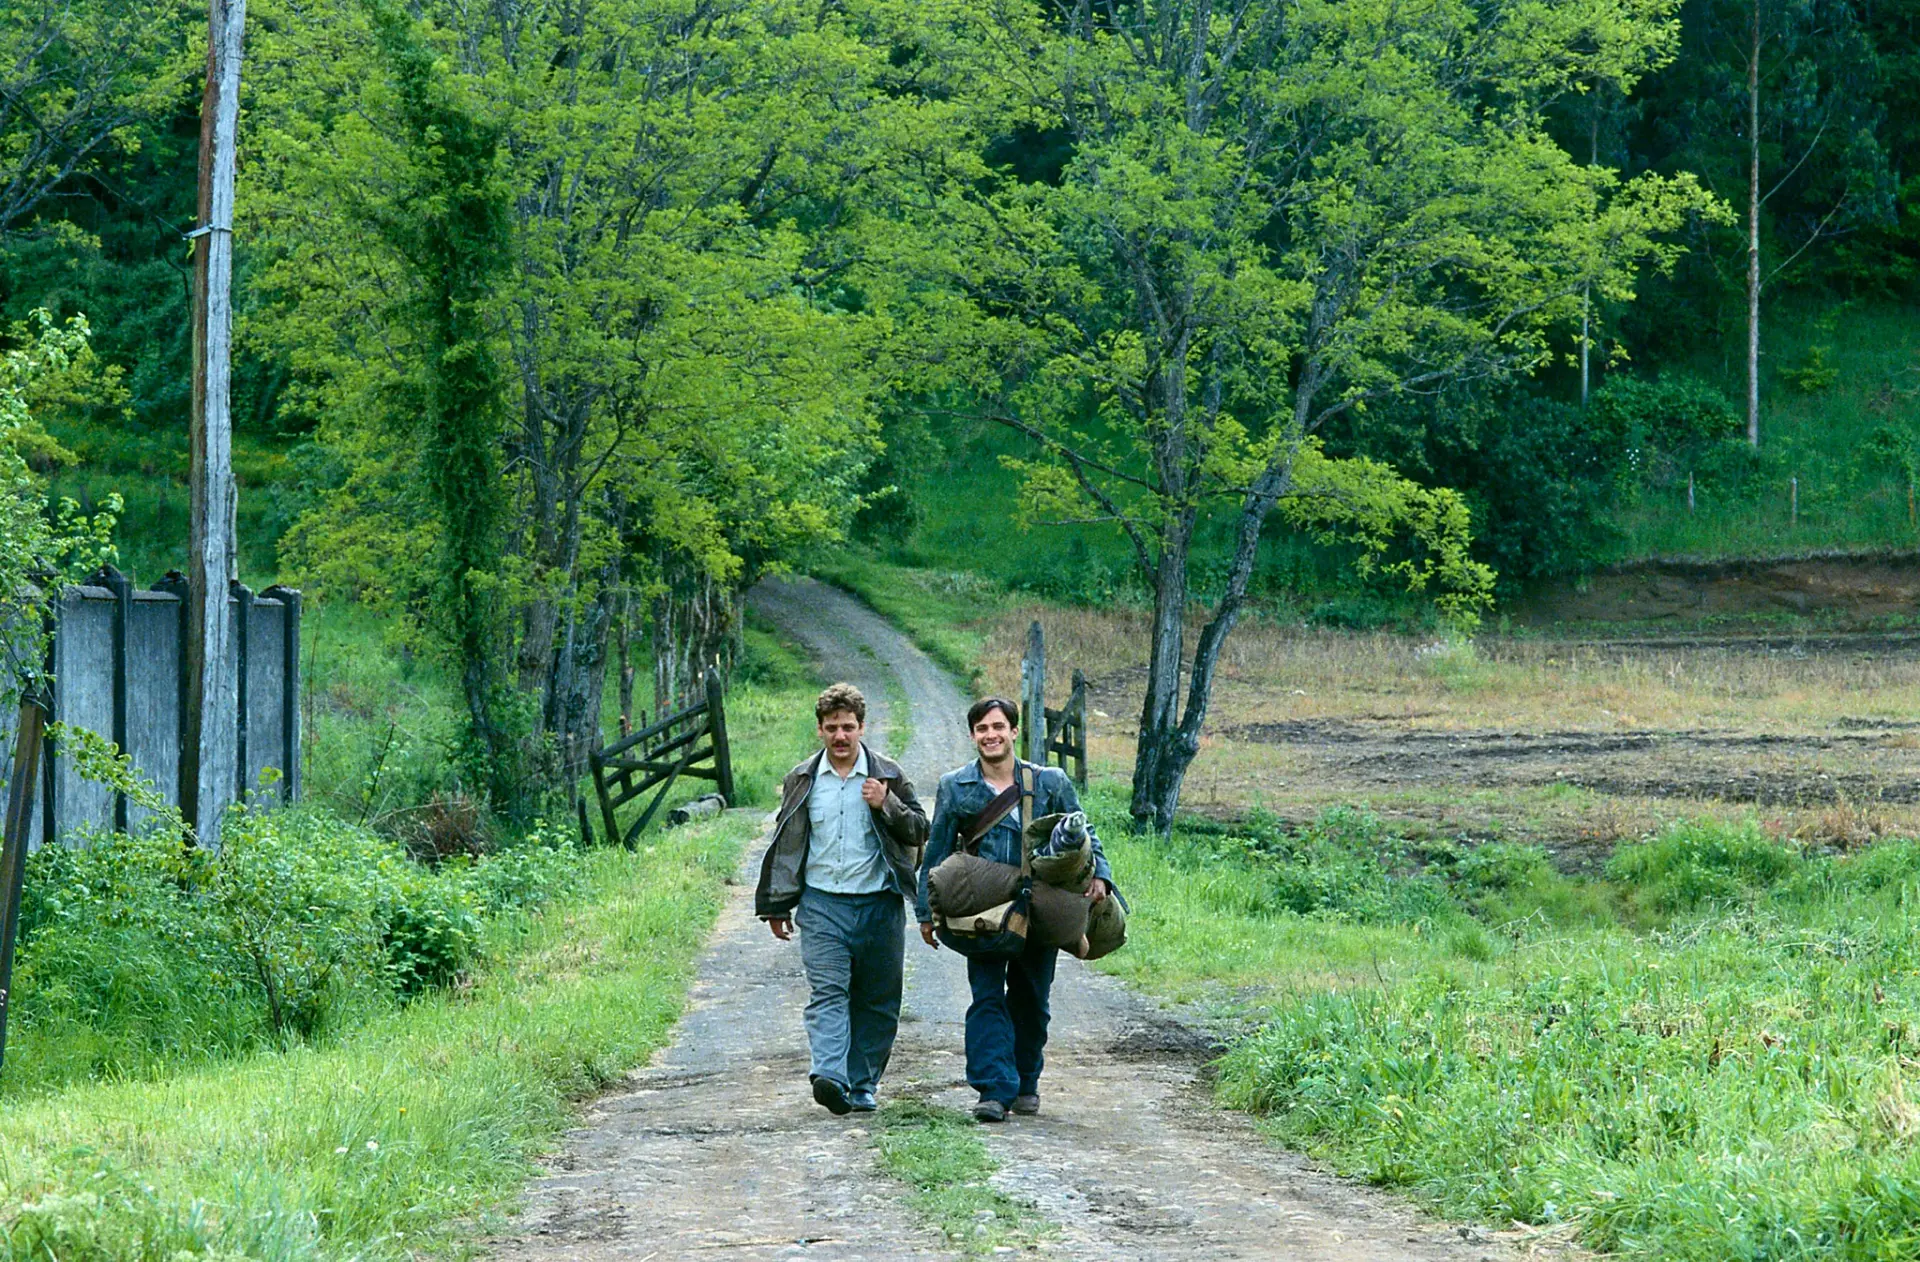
[
  {"x1": 0, "y1": 816, "x2": 749, "y2": 1260},
  {"x1": 1087, "y1": 793, "x2": 1920, "y2": 1260}
]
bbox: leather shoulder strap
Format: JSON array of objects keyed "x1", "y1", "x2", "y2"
[
  {"x1": 1018, "y1": 762, "x2": 1035, "y2": 876},
  {"x1": 960, "y1": 780, "x2": 1021, "y2": 852}
]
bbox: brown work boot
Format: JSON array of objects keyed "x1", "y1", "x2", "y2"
[
  {"x1": 1012, "y1": 1093, "x2": 1040, "y2": 1116},
  {"x1": 973, "y1": 1097, "x2": 1009, "y2": 1123}
]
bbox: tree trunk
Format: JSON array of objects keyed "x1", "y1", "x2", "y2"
[
  {"x1": 548, "y1": 559, "x2": 619, "y2": 799},
  {"x1": 1747, "y1": 0, "x2": 1762, "y2": 448},
  {"x1": 652, "y1": 565, "x2": 742, "y2": 713},
  {"x1": 616, "y1": 589, "x2": 636, "y2": 735},
  {"x1": 1128, "y1": 520, "x2": 1192, "y2": 833}
]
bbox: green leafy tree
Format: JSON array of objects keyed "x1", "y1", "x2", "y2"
[
  {"x1": 247, "y1": 0, "x2": 968, "y2": 794},
  {"x1": 0, "y1": 310, "x2": 119, "y2": 703},
  {"x1": 921, "y1": 0, "x2": 1716, "y2": 831}
]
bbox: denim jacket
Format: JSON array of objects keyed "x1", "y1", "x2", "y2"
[{"x1": 915, "y1": 759, "x2": 1112, "y2": 923}]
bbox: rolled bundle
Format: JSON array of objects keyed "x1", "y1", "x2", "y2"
[
  {"x1": 1083, "y1": 890, "x2": 1128, "y2": 960},
  {"x1": 1028, "y1": 878, "x2": 1092, "y2": 950},
  {"x1": 928, "y1": 853, "x2": 1021, "y2": 919},
  {"x1": 1027, "y1": 811, "x2": 1096, "y2": 894}
]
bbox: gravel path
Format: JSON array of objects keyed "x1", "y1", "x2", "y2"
[{"x1": 493, "y1": 576, "x2": 1532, "y2": 1261}]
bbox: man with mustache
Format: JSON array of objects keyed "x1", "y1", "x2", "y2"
[
  {"x1": 917, "y1": 696, "x2": 1112, "y2": 1123},
  {"x1": 756, "y1": 683, "x2": 930, "y2": 1115}
]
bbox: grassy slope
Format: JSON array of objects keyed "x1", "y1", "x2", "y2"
[
  {"x1": 1609, "y1": 300, "x2": 1920, "y2": 562},
  {"x1": 0, "y1": 818, "x2": 747, "y2": 1261}
]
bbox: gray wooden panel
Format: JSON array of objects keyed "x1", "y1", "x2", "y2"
[
  {"x1": 52, "y1": 588, "x2": 115, "y2": 843},
  {"x1": 246, "y1": 599, "x2": 286, "y2": 798},
  {"x1": 127, "y1": 592, "x2": 182, "y2": 831}
]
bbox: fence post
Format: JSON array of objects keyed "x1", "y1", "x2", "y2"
[
  {"x1": 232, "y1": 580, "x2": 252, "y2": 801},
  {"x1": 1021, "y1": 621, "x2": 1046, "y2": 764},
  {"x1": 97, "y1": 565, "x2": 133, "y2": 832},
  {"x1": 705, "y1": 665, "x2": 734, "y2": 805},
  {"x1": 1070, "y1": 669, "x2": 1089, "y2": 788},
  {"x1": 0, "y1": 695, "x2": 48, "y2": 1071},
  {"x1": 154, "y1": 572, "x2": 191, "y2": 824},
  {"x1": 262, "y1": 585, "x2": 301, "y2": 803}
]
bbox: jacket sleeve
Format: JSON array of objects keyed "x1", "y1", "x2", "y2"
[
  {"x1": 917, "y1": 776, "x2": 955, "y2": 923},
  {"x1": 879, "y1": 772, "x2": 930, "y2": 849},
  {"x1": 1048, "y1": 770, "x2": 1113, "y2": 888}
]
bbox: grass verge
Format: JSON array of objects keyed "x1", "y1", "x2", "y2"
[
  {"x1": 0, "y1": 814, "x2": 749, "y2": 1260},
  {"x1": 1084, "y1": 786, "x2": 1920, "y2": 1262},
  {"x1": 872, "y1": 1100, "x2": 1053, "y2": 1257}
]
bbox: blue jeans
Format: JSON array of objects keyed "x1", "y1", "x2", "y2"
[
  {"x1": 965, "y1": 941, "x2": 1058, "y2": 1104},
  {"x1": 797, "y1": 888, "x2": 905, "y2": 1093}
]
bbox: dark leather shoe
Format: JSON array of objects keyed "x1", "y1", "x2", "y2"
[
  {"x1": 973, "y1": 1097, "x2": 1009, "y2": 1123},
  {"x1": 1012, "y1": 1093, "x2": 1040, "y2": 1115},
  {"x1": 812, "y1": 1076, "x2": 853, "y2": 1115},
  {"x1": 849, "y1": 1089, "x2": 878, "y2": 1112}
]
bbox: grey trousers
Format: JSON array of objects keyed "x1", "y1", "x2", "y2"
[{"x1": 797, "y1": 888, "x2": 906, "y2": 1093}]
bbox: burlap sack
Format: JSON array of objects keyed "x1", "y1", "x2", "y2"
[
  {"x1": 1026, "y1": 811, "x2": 1096, "y2": 893},
  {"x1": 927, "y1": 853, "x2": 1021, "y2": 919},
  {"x1": 1028, "y1": 878, "x2": 1092, "y2": 950},
  {"x1": 1083, "y1": 890, "x2": 1128, "y2": 960}
]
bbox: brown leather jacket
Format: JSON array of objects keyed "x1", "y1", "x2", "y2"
[{"x1": 754, "y1": 744, "x2": 929, "y2": 919}]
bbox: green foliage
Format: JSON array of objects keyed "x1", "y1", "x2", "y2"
[
  {"x1": 10, "y1": 725, "x2": 576, "y2": 1093},
  {"x1": 1605, "y1": 819, "x2": 1803, "y2": 916},
  {"x1": 0, "y1": 310, "x2": 120, "y2": 700},
  {"x1": 1089, "y1": 792, "x2": 1920, "y2": 1261},
  {"x1": 0, "y1": 815, "x2": 747, "y2": 1259},
  {"x1": 354, "y1": 0, "x2": 521, "y2": 812}
]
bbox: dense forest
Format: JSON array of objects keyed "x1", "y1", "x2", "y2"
[{"x1": 3, "y1": 0, "x2": 1917, "y2": 819}]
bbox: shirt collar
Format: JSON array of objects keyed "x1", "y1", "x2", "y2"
[{"x1": 817, "y1": 744, "x2": 869, "y2": 781}]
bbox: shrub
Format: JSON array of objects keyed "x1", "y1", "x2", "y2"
[{"x1": 1605, "y1": 819, "x2": 1802, "y2": 915}]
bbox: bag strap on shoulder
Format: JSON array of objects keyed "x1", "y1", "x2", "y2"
[
  {"x1": 960, "y1": 778, "x2": 1020, "y2": 852},
  {"x1": 1018, "y1": 762, "x2": 1035, "y2": 877}
]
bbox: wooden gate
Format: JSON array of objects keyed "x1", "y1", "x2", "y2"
[
  {"x1": 1019, "y1": 621, "x2": 1088, "y2": 787},
  {"x1": 587, "y1": 665, "x2": 734, "y2": 848}
]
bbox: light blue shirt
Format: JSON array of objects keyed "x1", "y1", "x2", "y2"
[{"x1": 806, "y1": 747, "x2": 892, "y2": 894}]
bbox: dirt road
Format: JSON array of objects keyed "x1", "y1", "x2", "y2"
[{"x1": 494, "y1": 577, "x2": 1524, "y2": 1261}]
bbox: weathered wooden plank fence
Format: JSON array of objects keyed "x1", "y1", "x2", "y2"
[
  {"x1": 1019, "y1": 621, "x2": 1089, "y2": 787},
  {"x1": 0, "y1": 566, "x2": 301, "y2": 849},
  {"x1": 587, "y1": 665, "x2": 734, "y2": 847}
]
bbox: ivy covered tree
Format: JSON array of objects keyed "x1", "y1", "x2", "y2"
[
  {"x1": 245, "y1": 0, "x2": 972, "y2": 797},
  {"x1": 917, "y1": 0, "x2": 1718, "y2": 831}
]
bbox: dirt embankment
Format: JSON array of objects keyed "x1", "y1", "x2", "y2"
[{"x1": 1517, "y1": 551, "x2": 1920, "y2": 626}]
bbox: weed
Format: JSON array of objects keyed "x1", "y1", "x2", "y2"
[{"x1": 872, "y1": 1100, "x2": 1052, "y2": 1256}]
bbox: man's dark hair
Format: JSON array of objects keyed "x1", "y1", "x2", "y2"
[
  {"x1": 967, "y1": 696, "x2": 1019, "y2": 730},
  {"x1": 816, "y1": 682, "x2": 867, "y2": 724}
]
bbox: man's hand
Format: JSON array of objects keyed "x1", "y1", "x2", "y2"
[
  {"x1": 1085, "y1": 878, "x2": 1111, "y2": 903},
  {"x1": 861, "y1": 777, "x2": 888, "y2": 808},
  {"x1": 919, "y1": 921, "x2": 939, "y2": 949},
  {"x1": 768, "y1": 917, "x2": 795, "y2": 941}
]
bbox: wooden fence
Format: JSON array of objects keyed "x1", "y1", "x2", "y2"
[
  {"x1": 0, "y1": 567, "x2": 301, "y2": 849},
  {"x1": 587, "y1": 665, "x2": 734, "y2": 848},
  {"x1": 1019, "y1": 620, "x2": 1088, "y2": 787}
]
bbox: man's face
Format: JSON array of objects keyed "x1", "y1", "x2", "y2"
[
  {"x1": 970, "y1": 707, "x2": 1016, "y2": 762},
  {"x1": 818, "y1": 709, "x2": 864, "y2": 761}
]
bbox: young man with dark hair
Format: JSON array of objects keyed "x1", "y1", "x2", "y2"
[
  {"x1": 917, "y1": 696, "x2": 1113, "y2": 1122},
  {"x1": 755, "y1": 683, "x2": 929, "y2": 1115}
]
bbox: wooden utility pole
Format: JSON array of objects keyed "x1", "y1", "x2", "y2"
[{"x1": 182, "y1": 0, "x2": 246, "y2": 845}]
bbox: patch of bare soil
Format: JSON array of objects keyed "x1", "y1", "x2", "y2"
[
  {"x1": 1221, "y1": 717, "x2": 1920, "y2": 808},
  {"x1": 489, "y1": 577, "x2": 1544, "y2": 1262},
  {"x1": 1515, "y1": 550, "x2": 1920, "y2": 626}
]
